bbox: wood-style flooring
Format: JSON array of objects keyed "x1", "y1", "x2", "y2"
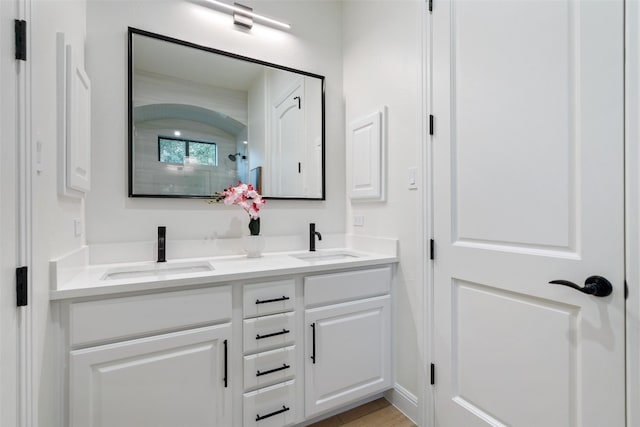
[{"x1": 308, "y1": 398, "x2": 416, "y2": 427}]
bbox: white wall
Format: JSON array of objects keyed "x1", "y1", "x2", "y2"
[
  {"x1": 30, "y1": 1, "x2": 88, "y2": 425},
  {"x1": 342, "y1": 0, "x2": 424, "y2": 414},
  {"x1": 85, "y1": 0, "x2": 345, "y2": 245}
]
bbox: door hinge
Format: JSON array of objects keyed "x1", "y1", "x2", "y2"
[
  {"x1": 15, "y1": 20, "x2": 27, "y2": 61},
  {"x1": 625, "y1": 280, "x2": 629, "y2": 300},
  {"x1": 429, "y1": 115, "x2": 434, "y2": 135},
  {"x1": 16, "y1": 266, "x2": 28, "y2": 307},
  {"x1": 428, "y1": 0, "x2": 433, "y2": 12},
  {"x1": 430, "y1": 363, "x2": 435, "y2": 385},
  {"x1": 430, "y1": 239, "x2": 435, "y2": 260}
]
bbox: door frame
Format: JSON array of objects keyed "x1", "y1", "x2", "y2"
[
  {"x1": 0, "y1": 1, "x2": 19, "y2": 424},
  {"x1": 8, "y1": 0, "x2": 34, "y2": 425},
  {"x1": 626, "y1": 0, "x2": 639, "y2": 425},
  {"x1": 420, "y1": 0, "x2": 434, "y2": 425},
  {"x1": 421, "y1": 1, "x2": 635, "y2": 426}
]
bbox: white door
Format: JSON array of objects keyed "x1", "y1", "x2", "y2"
[
  {"x1": 271, "y1": 83, "x2": 304, "y2": 196},
  {"x1": 69, "y1": 324, "x2": 232, "y2": 427},
  {"x1": 305, "y1": 295, "x2": 391, "y2": 418},
  {"x1": 431, "y1": 0, "x2": 625, "y2": 426}
]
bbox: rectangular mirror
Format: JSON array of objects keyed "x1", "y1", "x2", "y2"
[{"x1": 128, "y1": 28, "x2": 325, "y2": 199}]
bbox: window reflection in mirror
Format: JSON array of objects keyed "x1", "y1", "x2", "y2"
[{"x1": 129, "y1": 28, "x2": 325, "y2": 199}]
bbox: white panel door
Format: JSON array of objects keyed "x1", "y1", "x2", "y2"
[
  {"x1": 305, "y1": 295, "x2": 391, "y2": 418},
  {"x1": 69, "y1": 324, "x2": 232, "y2": 427},
  {"x1": 431, "y1": 0, "x2": 624, "y2": 426},
  {"x1": 271, "y1": 83, "x2": 304, "y2": 196}
]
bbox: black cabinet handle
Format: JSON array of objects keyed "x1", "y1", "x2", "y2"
[
  {"x1": 256, "y1": 405, "x2": 290, "y2": 422},
  {"x1": 255, "y1": 296, "x2": 290, "y2": 305},
  {"x1": 310, "y1": 323, "x2": 316, "y2": 364},
  {"x1": 223, "y1": 339, "x2": 228, "y2": 388},
  {"x1": 256, "y1": 363, "x2": 290, "y2": 377},
  {"x1": 549, "y1": 275, "x2": 613, "y2": 297},
  {"x1": 256, "y1": 329, "x2": 290, "y2": 340}
]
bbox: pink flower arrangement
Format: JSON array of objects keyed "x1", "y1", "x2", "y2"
[
  {"x1": 220, "y1": 182, "x2": 266, "y2": 235},
  {"x1": 222, "y1": 182, "x2": 265, "y2": 219}
]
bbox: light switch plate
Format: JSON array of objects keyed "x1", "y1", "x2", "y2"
[
  {"x1": 353, "y1": 215, "x2": 365, "y2": 227},
  {"x1": 35, "y1": 139, "x2": 44, "y2": 174},
  {"x1": 74, "y1": 219, "x2": 83, "y2": 237}
]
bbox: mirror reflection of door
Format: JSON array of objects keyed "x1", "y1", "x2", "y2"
[{"x1": 271, "y1": 80, "x2": 305, "y2": 197}]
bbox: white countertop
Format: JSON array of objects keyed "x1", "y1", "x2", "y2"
[{"x1": 50, "y1": 248, "x2": 398, "y2": 300}]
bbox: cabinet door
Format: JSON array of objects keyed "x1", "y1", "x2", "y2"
[
  {"x1": 69, "y1": 324, "x2": 231, "y2": 427},
  {"x1": 304, "y1": 295, "x2": 391, "y2": 418}
]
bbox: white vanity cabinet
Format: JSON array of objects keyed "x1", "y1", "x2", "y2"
[
  {"x1": 65, "y1": 286, "x2": 233, "y2": 427},
  {"x1": 303, "y1": 267, "x2": 392, "y2": 418},
  {"x1": 56, "y1": 258, "x2": 396, "y2": 427}
]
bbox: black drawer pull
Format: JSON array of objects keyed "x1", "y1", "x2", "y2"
[
  {"x1": 256, "y1": 329, "x2": 290, "y2": 340},
  {"x1": 256, "y1": 363, "x2": 291, "y2": 377},
  {"x1": 256, "y1": 296, "x2": 290, "y2": 305},
  {"x1": 256, "y1": 405, "x2": 290, "y2": 422}
]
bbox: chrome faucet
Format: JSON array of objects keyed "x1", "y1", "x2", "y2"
[
  {"x1": 157, "y1": 226, "x2": 166, "y2": 263},
  {"x1": 309, "y1": 223, "x2": 322, "y2": 252}
]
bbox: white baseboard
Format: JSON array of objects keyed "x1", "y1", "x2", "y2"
[{"x1": 385, "y1": 384, "x2": 419, "y2": 424}]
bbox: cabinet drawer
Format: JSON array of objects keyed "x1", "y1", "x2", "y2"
[
  {"x1": 243, "y1": 380, "x2": 296, "y2": 427},
  {"x1": 304, "y1": 266, "x2": 391, "y2": 307},
  {"x1": 243, "y1": 312, "x2": 295, "y2": 353},
  {"x1": 70, "y1": 286, "x2": 232, "y2": 347},
  {"x1": 244, "y1": 345, "x2": 296, "y2": 390},
  {"x1": 243, "y1": 279, "x2": 296, "y2": 318}
]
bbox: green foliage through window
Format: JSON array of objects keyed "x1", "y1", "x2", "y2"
[
  {"x1": 189, "y1": 142, "x2": 216, "y2": 166},
  {"x1": 158, "y1": 137, "x2": 217, "y2": 166}
]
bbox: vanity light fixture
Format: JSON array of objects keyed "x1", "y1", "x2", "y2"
[
  {"x1": 233, "y1": 3, "x2": 253, "y2": 29},
  {"x1": 204, "y1": 0, "x2": 291, "y2": 30},
  {"x1": 174, "y1": 130, "x2": 181, "y2": 137}
]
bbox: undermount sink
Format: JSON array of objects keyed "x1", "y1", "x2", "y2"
[
  {"x1": 291, "y1": 251, "x2": 360, "y2": 262},
  {"x1": 101, "y1": 260, "x2": 215, "y2": 280}
]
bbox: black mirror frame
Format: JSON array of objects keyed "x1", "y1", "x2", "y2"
[{"x1": 127, "y1": 27, "x2": 326, "y2": 200}]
